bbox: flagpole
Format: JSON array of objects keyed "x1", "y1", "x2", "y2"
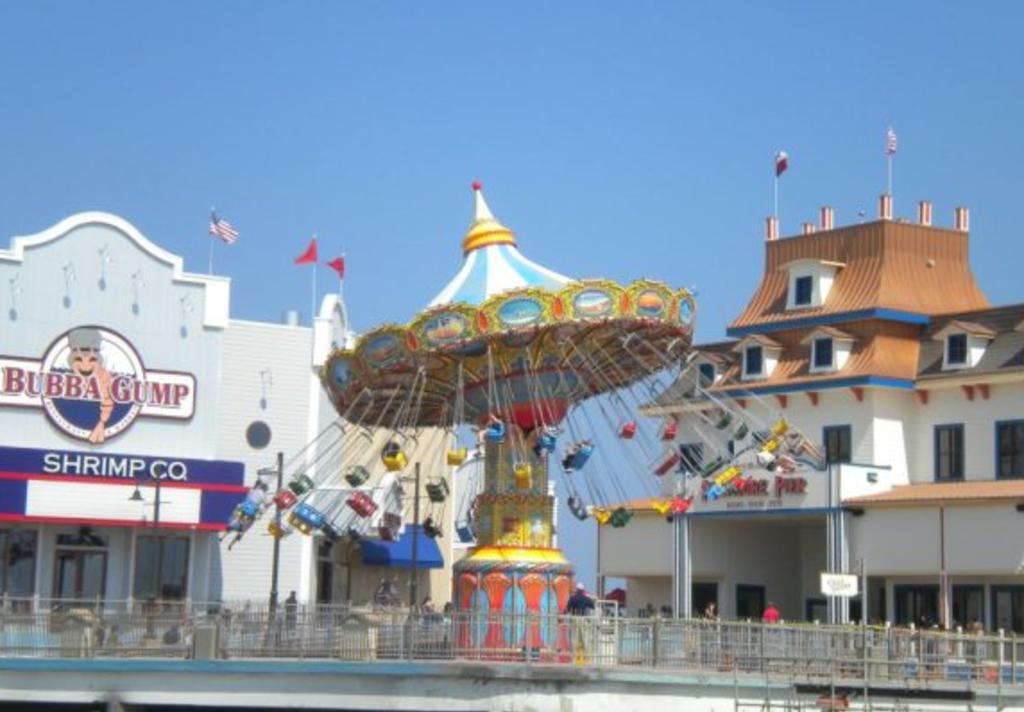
[
  {"x1": 311, "y1": 235, "x2": 317, "y2": 327},
  {"x1": 773, "y1": 174, "x2": 779, "y2": 219},
  {"x1": 208, "y1": 206, "x2": 215, "y2": 275},
  {"x1": 887, "y1": 153, "x2": 893, "y2": 196}
]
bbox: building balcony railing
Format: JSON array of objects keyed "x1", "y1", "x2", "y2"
[{"x1": 1, "y1": 598, "x2": 1023, "y2": 690}]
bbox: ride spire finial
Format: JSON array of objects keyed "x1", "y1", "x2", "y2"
[{"x1": 472, "y1": 180, "x2": 483, "y2": 192}]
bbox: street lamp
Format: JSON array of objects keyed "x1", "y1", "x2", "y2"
[{"x1": 258, "y1": 452, "x2": 284, "y2": 613}]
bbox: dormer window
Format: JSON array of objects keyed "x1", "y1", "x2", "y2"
[
  {"x1": 801, "y1": 327, "x2": 854, "y2": 374},
  {"x1": 933, "y1": 320, "x2": 996, "y2": 370},
  {"x1": 813, "y1": 338, "x2": 834, "y2": 369},
  {"x1": 733, "y1": 335, "x2": 781, "y2": 381},
  {"x1": 946, "y1": 333, "x2": 968, "y2": 366},
  {"x1": 745, "y1": 346, "x2": 763, "y2": 377},
  {"x1": 794, "y1": 276, "x2": 813, "y2": 306},
  {"x1": 781, "y1": 259, "x2": 845, "y2": 310}
]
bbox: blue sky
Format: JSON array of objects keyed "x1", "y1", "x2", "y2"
[{"x1": 2, "y1": 2, "x2": 1023, "y2": 591}]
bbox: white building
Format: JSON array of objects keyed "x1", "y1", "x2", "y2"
[
  {"x1": 0, "y1": 213, "x2": 453, "y2": 609},
  {"x1": 599, "y1": 199, "x2": 1024, "y2": 633}
]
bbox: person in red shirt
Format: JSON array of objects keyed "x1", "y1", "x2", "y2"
[{"x1": 762, "y1": 602, "x2": 781, "y2": 624}]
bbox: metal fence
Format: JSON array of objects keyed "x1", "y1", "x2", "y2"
[{"x1": 1, "y1": 599, "x2": 1023, "y2": 689}]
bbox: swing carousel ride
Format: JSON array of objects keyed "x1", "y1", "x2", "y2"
[{"x1": 226, "y1": 183, "x2": 824, "y2": 636}]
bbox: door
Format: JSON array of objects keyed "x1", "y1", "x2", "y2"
[
  {"x1": 894, "y1": 584, "x2": 939, "y2": 627},
  {"x1": 692, "y1": 582, "x2": 718, "y2": 617},
  {"x1": 952, "y1": 585, "x2": 985, "y2": 630},
  {"x1": 54, "y1": 550, "x2": 107, "y2": 603},
  {"x1": 992, "y1": 585, "x2": 1024, "y2": 633},
  {"x1": 736, "y1": 584, "x2": 765, "y2": 620}
]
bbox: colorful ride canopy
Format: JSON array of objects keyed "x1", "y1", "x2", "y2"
[{"x1": 321, "y1": 184, "x2": 696, "y2": 430}]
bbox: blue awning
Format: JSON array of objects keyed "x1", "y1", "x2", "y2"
[{"x1": 359, "y1": 525, "x2": 444, "y2": 569}]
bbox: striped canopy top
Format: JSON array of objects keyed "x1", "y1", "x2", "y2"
[{"x1": 428, "y1": 184, "x2": 572, "y2": 307}]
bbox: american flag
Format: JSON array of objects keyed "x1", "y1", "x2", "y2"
[
  {"x1": 209, "y1": 211, "x2": 239, "y2": 244},
  {"x1": 885, "y1": 127, "x2": 898, "y2": 156}
]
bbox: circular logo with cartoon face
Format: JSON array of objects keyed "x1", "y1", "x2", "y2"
[
  {"x1": 40, "y1": 327, "x2": 146, "y2": 442},
  {"x1": 0, "y1": 325, "x2": 196, "y2": 444}
]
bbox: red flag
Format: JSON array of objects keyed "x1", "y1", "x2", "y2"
[
  {"x1": 775, "y1": 151, "x2": 789, "y2": 177},
  {"x1": 294, "y1": 238, "x2": 318, "y2": 265},
  {"x1": 325, "y1": 256, "x2": 346, "y2": 279}
]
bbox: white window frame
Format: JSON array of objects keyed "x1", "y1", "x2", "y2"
[{"x1": 810, "y1": 337, "x2": 836, "y2": 373}]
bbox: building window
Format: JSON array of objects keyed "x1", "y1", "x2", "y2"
[
  {"x1": 698, "y1": 363, "x2": 715, "y2": 387},
  {"x1": 54, "y1": 530, "x2": 108, "y2": 605},
  {"x1": 133, "y1": 535, "x2": 190, "y2": 601},
  {"x1": 934, "y1": 424, "x2": 965, "y2": 481},
  {"x1": 812, "y1": 338, "x2": 834, "y2": 369},
  {"x1": 744, "y1": 346, "x2": 763, "y2": 377},
  {"x1": 946, "y1": 333, "x2": 968, "y2": 366},
  {"x1": 992, "y1": 585, "x2": 1024, "y2": 634},
  {"x1": 996, "y1": 421, "x2": 1024, "y2": 480},
  {"x1": 736, "y1": 584, "x2": 766, "y2": 620},
  {"x1": 678, "y1": 443, "x2": 703, "y2": 474},
  {"x1": 0, "y1": 529, "x2": 37, "y2": 600},
  {"x1": 793, "y1": 275, "x2": 813, "y2": 306},
  {"x1": 823, "y1": 425, "x2": 852, "y2": 464}
]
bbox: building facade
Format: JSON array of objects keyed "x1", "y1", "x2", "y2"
[
  {"x1": 599, "y1": 198, "x2": 1024, "y2": 632},
  {"x1": 0, "y1": 212, "x2": 454, "y2": 609}
]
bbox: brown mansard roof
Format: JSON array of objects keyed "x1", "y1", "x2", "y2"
[
  {"x1": 729, "y1": 220, "x2": 990, "y2": 331},
  {"x1": 918, "y1": 303, "x2": 1024, "y2": 379}
]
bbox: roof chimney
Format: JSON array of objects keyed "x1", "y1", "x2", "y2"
[
  {"x1": 917, "y1": 200, "x2": 933, "y2": 226},
  {"x1": 819, "y1": 206, "x2": 834, "y2": 231},
  {"x1": 878, "y1": 194, "x2": 893, "y2": 221},
  {"x1": 801, "y1": 222, "x2": 816, "y2": 235},
  {"x1": 954, "y1": 206, "x2": 970, "y2": 232},
  {"x1": 765, "y1": 216, "x2": 778, "y2": 241}
]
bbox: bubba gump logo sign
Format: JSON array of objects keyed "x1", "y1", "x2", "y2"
[{"x1": 0, "y1": 326, "x2": 195, "y2": 443}]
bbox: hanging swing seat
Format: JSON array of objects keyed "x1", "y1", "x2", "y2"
[
  {"x1": 669, "y1": 496, "x2": 692, "y2": 515},
  {"x1": 705, "y1": 483, "x2": 726, "y2": 501},
  {"x1": 770, "y1": 419, "x2": 790, "y2": 437},
  {"x1": 700, "y1": 456, "x2": 726, "y2": 478},
  {"x1": 381, "y1": 442, "x2": 407, "y2": 471},
  {"x1": 776, "y1": 454, "x2": 798, "y2": 473},
  {"x1": 238, "y1": 500, "x2": 261, "y2": 519},
  {"x1": 426, "y1": 479, "x2": 450, "y2": 503},
  {"x1": 734, "y1": 476, "x2": 753, "y2": 493},
  {"x1": 619, "y1": 421, "x2": 638, "y2": 439},
  {"x1": 447, "y1": 448, "x2": 468, "y2": 466},
  {"x1": 267, "y1": 520, "x2": 292, "y2": 539},
  {"x1": 485, "y1": 418, "x2": 506, "y2": 443},
  {"x1": 563, "y1": 441, "x2": 594, "y2": 471},
  {"x1": 289, "y1": 502, "x2": 325, "y2": 534},
  {"x1": 567, "y1": 496, "x2": 589, "y2": 521},
  {"x1": 345, "y1": 466, "x2": 370, "y2": 487},
  {"x1": 609, "y1": 507, "x2": 633, "y2": 528},
  {"x1": 715, "y1": 412, "x2": 734, "y2": 430},
  {"x1": 651, "y1": 499, "x2": 672, "y2": 515},
  {"x1": 378, "y1": 512, "x2": 401, "y2": 541},
  {"x1": 592, "y1": 507, "x2": 612, "y2": 525},
  {"x1": 346, "y1": 491, "x2": 378, "y2": 517},
  {"x1": 346, "y1": 526, "x2": 362, "y2": 541},
  {"x1": 456, "y1": 521, "x2": 474, "y2": 542},
  {"x1": 513, "y1": 463, "x2": 533, "y2": 489},
  {"x1": 288, "y1": 474, "x2": 314, "y2": 496},
  {"x1": 733, "y1": 422, "x2": 750, "y2": 440},
  {"x1": 653, "y1": 450, "x2": 681, "y2": 476},
  {"x1": 660, "y1": 421, "x2": 679, "y2": 441},
  {"x1": 423, "y1": 516, "x2": 442, "y2": 539},
  {"x1": 534, "y1": 430, "x2": 558, "y2": 457},
  {"x1": 273, "y1": 490, "x2": 298, "y2": 509},
  {"x1": 714, "y1": 466, "x2": 742, "y2": 487}
]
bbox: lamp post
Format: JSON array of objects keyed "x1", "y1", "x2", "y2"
[{"x1": 258, "y1": 451, "x2": 285, "y2": 614}]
